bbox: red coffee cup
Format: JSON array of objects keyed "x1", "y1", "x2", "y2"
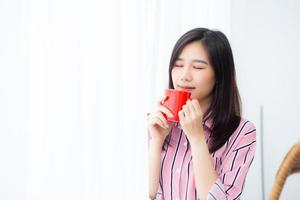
[{"x1": 160, "y1": 89, "x2": 192, "y2": 122}]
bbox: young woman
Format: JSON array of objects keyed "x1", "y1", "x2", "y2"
[{"x1": 147, "y1": 28, "x2": 256, "y2": 200}]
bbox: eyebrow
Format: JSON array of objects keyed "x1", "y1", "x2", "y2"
[{"x1": 176, "y1": 57, "x2": 208, "y2": 65}]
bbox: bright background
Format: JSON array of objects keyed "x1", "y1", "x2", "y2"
[{"x1": 0, "y1": 0, "x2": 299, "y2": 199}]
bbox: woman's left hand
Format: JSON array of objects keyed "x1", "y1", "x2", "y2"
[{"x1": 178, "y1": 99, "x2": 205, "y2": 143}]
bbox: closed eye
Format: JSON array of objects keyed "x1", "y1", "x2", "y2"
[
  {"x1": 193, "y1": 66, "x2": 205, "y2": 69},
  {"x1": 174, "y1": 64, "x2": 183, "y2": 68}
]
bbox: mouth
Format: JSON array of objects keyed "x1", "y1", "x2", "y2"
[{"x1": 177, "y1": 85, "x2": 196, "y2": 91}]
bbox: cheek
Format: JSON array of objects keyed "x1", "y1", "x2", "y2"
[
  {"x1": 198, "y1": 72, "x2": 215, "y2": 89},
  {"x1": 206, "y1": 75, "x2": 216, "y2": 87},
  {"x1": 171, "y1": 69, "x2": 177, "y2": 82},
  {"x1": 204, "y1": 70, "x2": 216, "y2": 85}
]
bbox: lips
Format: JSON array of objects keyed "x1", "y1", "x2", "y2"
[{"x1": 178, "y1": 85, "x2": 195, "y2": 91}]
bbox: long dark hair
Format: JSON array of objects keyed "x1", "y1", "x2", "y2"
[{"x1": 163, "y1": 28, "x2": 241, "y2": 153}]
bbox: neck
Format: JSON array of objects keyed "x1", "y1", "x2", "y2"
[{"x1": 199, "y1": 95, "x2": 212, "y2": 119}]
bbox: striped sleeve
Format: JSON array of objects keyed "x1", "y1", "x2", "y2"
[{"x1": 207, "y1": 121, "x2": 257, "y2": 200}]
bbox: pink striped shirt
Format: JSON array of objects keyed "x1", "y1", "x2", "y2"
[{"x1": 148, "y1": 117, "x2": 256, "y2": 200}]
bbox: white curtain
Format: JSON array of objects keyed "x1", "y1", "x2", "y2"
[{"x1": 0, "y1": 0, "x2": 231, "y2": 199}]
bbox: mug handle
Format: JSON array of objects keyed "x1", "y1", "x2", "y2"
[
  {"x1": 159, "y1": 95, "x2": 171, "y2": 120},
  {"x1": 160, "y1": 95, "x2": 169, "y2": 105}
]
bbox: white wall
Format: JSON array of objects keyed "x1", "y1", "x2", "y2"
[{"x1": 231, "y1": 0, "x2": 300, "y2": 199}]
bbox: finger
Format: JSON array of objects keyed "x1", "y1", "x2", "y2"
[
  {"x1": 154, "y1": 117, "x2": 168, "y2": 129},
  {"x1": 178, "y1": 110, "x2": 185, "y2": 123},
  {"x1": 186, "y1": 100, "x2": 196, "y2": 114},
  {"x1": 157, "y1": 105, "x2": 174, "y2": 118},
  {"x1": 191, "y1": 99, "x2": 201, "y2": 113},
  {"x1": 154, "y1": 111, "x2": 169, "y2": 128},
  {"x1": 150, "y1": 115, "x2": 168, "y2": 129},
  {"x1": 182, "y1": 105, "x2": 191, "y2": 120}
]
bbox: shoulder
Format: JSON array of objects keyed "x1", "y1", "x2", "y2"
[
  {"x1": 237, "y1": 118, "x2": 256, "y2": 134},
  {"x1": 226, "y1": 118, "x2": 257, "y2": 150}
]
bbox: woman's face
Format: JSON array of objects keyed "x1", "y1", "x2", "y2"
[{"x1": 171, "y1": 40, "x2": 216, "y2": 105}]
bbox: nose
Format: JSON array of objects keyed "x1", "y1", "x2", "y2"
[{"x1": 180, "y1": 66, "x2": 193, "y2": 82}]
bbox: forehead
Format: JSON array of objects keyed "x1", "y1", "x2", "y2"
[{"x1": 177, "y1": 41, "x2": 209, "y2": 62}]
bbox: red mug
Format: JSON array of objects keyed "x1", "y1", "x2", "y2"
[{"x1": 160, "y1": 89, "x2": 192, "y2": 122}]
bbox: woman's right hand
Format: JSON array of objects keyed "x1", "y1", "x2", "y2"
[{"x1": 147, "y1": 97, "x2": 175, "y2": 144}]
